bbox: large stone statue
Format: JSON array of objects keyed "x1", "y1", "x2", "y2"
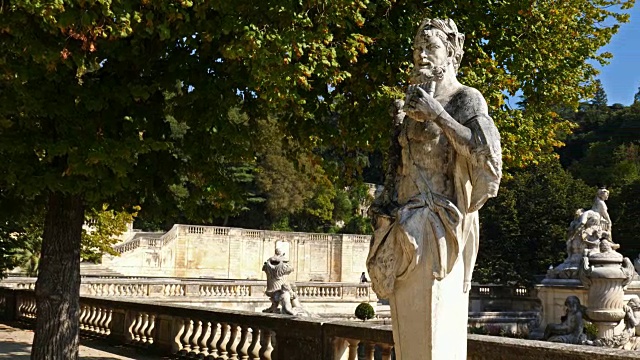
[
  {"x1": 547, "y1": 195, "x2": 620, "y2": 280},
  {"x1": 543, "y1": 296, "x2": 587, "y2": 344},
  {"x1": 366, "y1": 18, "x2": 502, "y2": 360},
  {"x1": 262, "y1": 248, "x2": 294, "y2": 313}
]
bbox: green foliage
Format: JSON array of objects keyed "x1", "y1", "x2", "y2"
[
  {"x1": 591, "y1": 80, "x2": 608, "y2": 107},
  {"x1": 475, "y1": 159, "x2": 593, "y2": 285},
  {"x1": 467, "y1": 326, "x2": 489, "y2": 335},
  {"x1": 584, "y1": 321, "x2": 598, "y2": 340},
  {"x1": 354, "y1": 302, "x2": 375, "y2": 321},
  {"x1": 81, "y1": 205, "x2": 139, "y2": 263},
  {"x1": 343, "y1": 216, "x2": 373, "y2": 235}
]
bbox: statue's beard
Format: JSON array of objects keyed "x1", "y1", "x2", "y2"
[{"x1": 410, "y1": 61, "x2": 447, "y2": 85}]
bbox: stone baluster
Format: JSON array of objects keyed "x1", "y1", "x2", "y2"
[
  {"x1": 346, "y1": 339, "x2": 359, "y2": 360},
  {"x1": 79, "y1": 305, "x2": 89, "y2": 330},
  {"x1": 258, "y1": 329, "x2": 274, "y2": 360},
  {"x1": 379, "y1": 343, "x2": 393, "y2": 360},
  {"x1": 139, "y1": 313, "x2": 150, "y2": 343},
  {"x1": 226, "y1": 324, "x2": 240, "y2": 360},
  {"x1": 189, "y1": 320, "x2": 203, "y2": 355},
  {"x1": 103, "y1": 309, "x2": 113, "y2": 336},
  {"x1": 363, "y1": 343, "x2": 376, "y2": 360},
  {"x1": 247, "y1": 327, "x2": 261, "y2": 360},
  {"x1": 332, "y1": 338, "x2": 348, "y2": 359},
  {"x1": 197, "y1": 322, "x2": 212, "y2": 357},
  {"x1": 93, "y1": 307, "x2": 103, "y2": 333},
  {"x1": 125, "y1": 311, "x2": 136, "y2": 343},
  {"x1": 145, "y1": 314, "x2": 155, "y2": 344},
  {"x1": 216, "y1": 322, "x2": 230, "y2": 359},
  {"x1": 97, "y1": 307, "x2": 108, "y2": 334},
  {"x1": 133, "y1": 312, "x2": 144, "y2": 342},
  {"x1": 28, "y1": 298, "x2": 36, "y2": 318},
  {"x1": 205, "y1": 322, "x2": 221, "y2": 359},
  {"x1": 87, "y1": 306, "x2": 98, "y2": 332},
  {"x1": 171, "y1": 318, "x2": 186, "y2": 353},
  {"x1": 237, "y1": 326, "x2": 250, "y2": 360},
  {"x1": 179, "y1": 319, "x2": 194, "y2": 355}
]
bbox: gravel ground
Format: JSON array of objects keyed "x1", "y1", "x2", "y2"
[{"x1": 0, "y1": 323, "x2": 167, "y2": 360}]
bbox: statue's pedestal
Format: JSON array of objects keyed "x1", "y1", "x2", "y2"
[
  {"x1": 389, "y1": 255, "x2": 469, "y2": 360},
  {"x1": 536, "y1": 279, "x2": 587, "y2": 329}
]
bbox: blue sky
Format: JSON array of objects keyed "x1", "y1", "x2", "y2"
[{"x1": 596, "y1": 5, "x2": 640, "y2": 105}]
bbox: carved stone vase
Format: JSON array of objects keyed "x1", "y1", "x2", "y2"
[{"x1": 578, "y1": 250, "x2": 635, "y2": 339}]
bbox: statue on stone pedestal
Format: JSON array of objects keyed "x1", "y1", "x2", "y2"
[
  {"x1": 543, "y1": 296, "x2": 587, "y2": 344},
  {"x1": 262, "y1": 248, "x2": 294, "y2": 313},
  {"x1": 547, "y1": 195, "x2": 620, "y2": 280},
  {"x1": 366, "y1": 18, "x2": 502, "y2": 360}
]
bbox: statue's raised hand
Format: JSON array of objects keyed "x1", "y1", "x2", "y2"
[{"x1": 403, "y1": 85, "x2": 445, "y2": 122}]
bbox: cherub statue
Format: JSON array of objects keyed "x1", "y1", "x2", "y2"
[
  {"x1": 262, "y1": 248, "x2": 294, "y2": 313},
  {"x1": 543, "y1": 296, "x2": 587, "y2": 344},
  {"x1": 589, "y1": 297, "x2": 640, "y2": 350}
]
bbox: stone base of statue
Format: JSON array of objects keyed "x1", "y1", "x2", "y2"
[{"x1": 388, "y1": 252, "x2": 469, "y2": 360}]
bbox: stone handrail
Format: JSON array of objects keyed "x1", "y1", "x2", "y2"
[
  {"x1": 160, "y1": 224, "x2": 179, "y2": 247},
  {"x1": 0, "y1": 278, "x2": 377, "y2": 301},
  {"x1": 3, "y1": 288, "x2": 640, "y2": 359},
  {"x1": 113, "y1": 238, "x2": 141, "y2": 254},
  {"x1": 1, "y1": 288, "x2": 392, "y2": 359}
]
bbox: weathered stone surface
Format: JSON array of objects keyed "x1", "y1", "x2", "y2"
[
  {"x1": 102, "y1": 224, "x2": 372, "y2": 282},
  {"x1": 367, "y1": 17, "x2": 502, "y2": 360},
  {"x1": 468, "y1": 334, "x2": 640, "y2": 359}
]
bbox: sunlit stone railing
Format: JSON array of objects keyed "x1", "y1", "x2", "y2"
[
  {"x1": 0, "y1": 277, "x2": 376, "y2": 302},
  {"x1": 2, "y1": 287, "x2": 390, "y2": 359},
  {"x1": 3, "y1": 287, "x2": 640, "y2": 359}
]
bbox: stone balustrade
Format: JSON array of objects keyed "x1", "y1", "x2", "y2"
[
  {"x1": 0, "y1": 277, "x2": 376, "y2": 302},
  {"x1": 2, "y1": 287, "x2": 640, "y2": 359}
]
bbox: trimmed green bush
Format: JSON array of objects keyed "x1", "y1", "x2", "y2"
[{"x1": 355, "y1": 302, "x2": 375, "y2": 321}]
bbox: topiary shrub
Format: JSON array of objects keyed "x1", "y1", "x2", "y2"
[{"x1": 355, "y1": 302, "x2": 375, "y2": 321}]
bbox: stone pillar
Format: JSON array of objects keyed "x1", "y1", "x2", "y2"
[{"x1": 578, "y1": 247, "x2": 635, "y2": 340}]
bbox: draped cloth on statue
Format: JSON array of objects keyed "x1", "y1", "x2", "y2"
[
  {"x1": 366, "y1": 113, "x2": 501, "y2": 300},
  {"x1": 366, "y1": 108, "x2": 501, "y2": 360}
]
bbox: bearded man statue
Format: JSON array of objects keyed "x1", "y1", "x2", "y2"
[{"x1": 367, "y1": 18, "x2": 502, "y2": 360}]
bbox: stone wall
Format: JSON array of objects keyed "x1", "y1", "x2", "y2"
[{"x1": 103, "y1": 224, "x2": 372, "y2": 281}]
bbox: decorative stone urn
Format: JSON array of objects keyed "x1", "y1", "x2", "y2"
[{"x1": 578, "y1": 242, "x2": 636, "y2": 339}]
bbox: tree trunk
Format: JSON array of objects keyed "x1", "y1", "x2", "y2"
[{"x1": 32, "y1": 192, "x2": 84, "y2": 360}]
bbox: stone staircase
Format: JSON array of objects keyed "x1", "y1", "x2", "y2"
[{"x1": 80, "y1": 263, "x2": 126, "y2": 278}]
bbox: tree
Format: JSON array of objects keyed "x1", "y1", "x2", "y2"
[
  {"x1": 81, "y1": 205, "x2": 139, "y2": 263},
  {"x1": 475, "y1": 160, "x2": 593, "y2": 285},
  {"x1": 591, "y1": 80, "x2": 608, "y2": 107}
]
